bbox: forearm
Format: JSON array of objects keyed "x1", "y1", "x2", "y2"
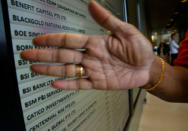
[{"x1": 144, "y1": 55, "x2": 188, "y2": 102}]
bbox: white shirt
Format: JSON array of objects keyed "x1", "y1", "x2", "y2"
[{"x1": 170, "y1": 40, "x2": 179, "y2": 54}]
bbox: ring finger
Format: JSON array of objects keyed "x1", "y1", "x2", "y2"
[{"x1": 30, "y1": 64, "x2": 87, "y2": 78}]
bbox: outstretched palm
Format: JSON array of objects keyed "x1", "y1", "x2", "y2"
[{"x1": 21, "y1": 1, "x2": 154, "y2": 90}]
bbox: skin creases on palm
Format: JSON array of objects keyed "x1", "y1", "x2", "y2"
[{"x1": 80, "y1": 34, "x2": 153, "y2": 90}]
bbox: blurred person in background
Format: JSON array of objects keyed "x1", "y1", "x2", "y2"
[
  {"x1": 157, "y1": 43, "x2": 162, "y2": 56},
  {"x1": 170, "y1": 33, "x2": 179, "y2": 65},
  {"x1": 163, "y1": 42, "x2": 170, "y2": 63}
]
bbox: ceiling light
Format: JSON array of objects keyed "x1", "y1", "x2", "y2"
[
  {"x1": 180, "y1": 0, "x2": 187, "y2": 3},
  {"x1": 170, "y1": 18, "x2": 174, "y2": 22},
  {"x1": 167, "y1": 24, "x2": 170, "y2": 26},
  {"x1": 151, "y1": 35, "x2": 155, "y2": 42}
]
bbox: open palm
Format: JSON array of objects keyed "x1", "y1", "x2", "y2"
[{"x1": 21, "y1": 1, "x2": 154, "y2": 90}]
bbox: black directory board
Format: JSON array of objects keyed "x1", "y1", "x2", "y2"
[{"x1": 0, "y1": 0, "x2": 129, "y2": 131}]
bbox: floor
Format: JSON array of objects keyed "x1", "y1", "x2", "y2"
[{"x1": 138, "y1": 93, "x2": 188, "y2": 131}]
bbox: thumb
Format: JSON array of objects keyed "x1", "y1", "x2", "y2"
[{"x1": 88, "y1": 0, "x2": 134, "y2": 35}]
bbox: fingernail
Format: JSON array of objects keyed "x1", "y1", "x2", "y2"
[
  {"x1": 51, "y1": 82, "x2": 57, "y2": 88},
  {"x1": 20, "y1": 51, "x2": 25, "y2": 60},
  {"x1": 32, "y1": 38, "x2": 36, "y2": 45},
  {"x1": 51, "y1": 81, "x2": 56, "y2": 86},
  {"x1": 29, "y1": 66, "x2": 33, "y2": 73},
  {"x1": 30, "y1": 65, "x2": 38, "y2": 73}
]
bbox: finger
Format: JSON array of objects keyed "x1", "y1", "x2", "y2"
[
  {"x1": 88, "y1": 1, "x2": 135, "y2": 35},
  {"x1": 21, "y1": 49, "x2": 83, "y2": 64},
  {"x1": 30, "y1": 64, "x2": 77, "y2": 78},
  {"x1": 52, "y1": 79, "x2": 93, "y2": 90},
  {"x1": 33, "y1": 33, "x2": 89, "y2": 48}
]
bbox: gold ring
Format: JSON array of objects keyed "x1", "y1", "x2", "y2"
[{"x1": 75, "y1": 65, "x2": 85, "y2": 78}]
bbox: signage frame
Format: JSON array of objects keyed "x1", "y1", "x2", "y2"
[{"x1": 0, "y1": 0, "x2": 26, "y2": 130}]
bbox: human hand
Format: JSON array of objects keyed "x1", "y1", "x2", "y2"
[{"x1": 21, "y1": 1, "x2": 154, "y2": 90}]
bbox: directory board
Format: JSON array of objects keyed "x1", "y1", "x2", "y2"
[{"x1": 4, "y1": 0, "x2": 129, "y2": 130}]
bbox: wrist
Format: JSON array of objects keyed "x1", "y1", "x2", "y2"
[{"x1": 142, "y1": 55, "x2": 162, "y2": 90}]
